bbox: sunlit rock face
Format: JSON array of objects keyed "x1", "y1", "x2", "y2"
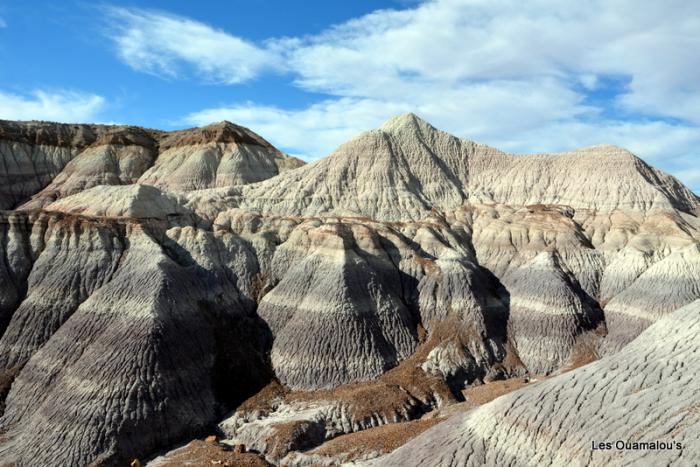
[
  {"x1": 0, "y1": 114, "x2": 698, "y2": 465},
  {"x1": 138, "y1": 121, "x2": 304, "y2": 191},
  {"x1": 366, "y1": 299, "x2": 700, "y2": 467},
  {"x1": 0, "y1": 119, "x2": 303, "y2": 211}
]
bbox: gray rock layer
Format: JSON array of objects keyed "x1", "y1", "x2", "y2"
[
  {"x1": 0, "y1": 214, "x2": 125, "y2": 374},
  {"x1": 0, "y1": 120, "x2": 303, "y2": 210},
  {"x1": 0, "y1": 114, "x2": 699, "y2": 466},
  {"x1": 368, "y1": 299, "x2": 700, "y2": 466},
  {"x1": 233, "y1": 114, "x2": 698, "y2": 221},
  {"x1": 0, "y1": 221, "x2": 272, "y2": 466},
  {"x1": 503, "y1": 251, "x2": 601, "y2": 374},
  {"x1": 259, "y1": 222, "x2": 419, "y2": 389}
]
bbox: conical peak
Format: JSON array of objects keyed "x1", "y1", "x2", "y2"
[
  {"x1": 205, "y1": 120, "x2": 244, "y2": 132},
  {"x1": 325, "y1": 114, "x2": 432, "y2": 158},
  {"x1": 383, "y1": 112, "x2": 421, "y2": 123},
  {"x1": 379, "y1": 112, "x2": 435, "y2": 134},
  {"x1": 585, "y1": 143, "x2": 629, "y2": 152}
]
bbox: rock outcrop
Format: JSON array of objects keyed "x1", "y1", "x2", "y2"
[
  {"x1": 44, "y1": 184, "x2": 190, "y2": 219},
  {"x1": 0, "y1": 218, "x2": 271, "y2": 466},
  {"x1": 601, "y1": 242, "x2": 700, "y2": 353},
  {"x1": 138, "y1": 121, "x2": 304, "y2": 191},
  {"x1": 0, "y1": 119, "x2": 303, "y2": 210},
  {"x1": 0, "y1": 114, "x2": 698, "y2": 465},
  {"x1": 368, "y1": 299, "x2": 700, "y2": 466},
  {"x1": 502, "y1": 251, "x2": 602, "y2": 374},
  {"x1": 234, "y1": 114, "x2": 698, "y2": 221},
  {"x1": 258, "y1": 222, "x2": 418, "y2": 389},
  {"x1": 19, "y1": 127, "x2": 159, "y2": 209},
  {"x1": 0, "y1": 213, "x2": 126, "y2": 376},
  {"x1": 0, "y1": 120, "x2": 114, "y2": 209}
]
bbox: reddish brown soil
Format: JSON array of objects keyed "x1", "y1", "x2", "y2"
[
  {"x1": 303, "y1": 376, "x2": 538, "y2": 463},
  {"x1": 285, "y1": 321, "x2": 485, "y2": 423},
  {"x1": 309, "y1": 417, "x2": 444, "y2": 458},
  {"x1": 562, "y1": 333, "x2": 602, "y2": 372},
  {"x1": 236, "y1": 316, "x2": 526, "y2": 434},
  {"x1": 236, "y1": 379, "x2": 289, "y2": 415},
  {"x1": 147, "y1": 440, "x2": 270, "y2": 467},
  {"x1": 228, "y1": 316, "x2": 532, "y2": 465},
  {"x1": 461, "y1": 376, "x2": 533, "y2": 407},
  {"x1": 158, "y1": 121, "x2": 272, "y2": 151}
]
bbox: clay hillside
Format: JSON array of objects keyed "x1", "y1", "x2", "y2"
[{"x1": 0, "y1": 114, "x2": 698, "y2": 466}]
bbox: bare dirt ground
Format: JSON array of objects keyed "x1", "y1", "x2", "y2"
[{"x1": 145, "y1": 439, "x2": 270, "y2": 467}]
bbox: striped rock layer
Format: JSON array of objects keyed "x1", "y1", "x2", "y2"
[
  {"x1": 0, "y1": 119, "x2": 304, "y2": 210},
  {"x1": 367, "y1": 299, "x2": 700, "y2": 467},
  {"x1": 0, "y1": 114, "x2": 697, "y2": 465}
]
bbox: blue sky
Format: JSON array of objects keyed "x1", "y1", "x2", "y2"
[{"x1": 0, "y1": 0, "x2": 698, "y2": 193}]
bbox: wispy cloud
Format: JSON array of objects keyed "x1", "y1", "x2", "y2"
[
  {"x1": 186, "y1": 98, "x2": 410, "y2": 158},
  {"x1": 0, "y1": 89, "x2": 105, "y2": 122},
  {"x1": 183, "y1": 94, "x2": 700, "y2": 191},
  {"x1": 184, "y1": 79, "x2": 595, "y2": 158},
  {"x1": 107, "y1": 1, "x2": 700, "y2": 192},
  {"x1": 275, "y1": 0, "x2": 700, "y2": 124},
  {"x1": 0, "y1": 17, "x2": 6, "y2": 28},
  {"x1": 103, "y1": 7, "x2": 281, "y2": 84}
]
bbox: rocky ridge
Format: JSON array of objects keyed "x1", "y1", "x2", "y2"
[
  {"x1": 232, "y1": 114, "x2": 698, "y2": 221},
  {"x1": 368, "y1": 299, "x2": 700, "y2": 466},
  {"x1": 0, "y1": 114, "x2": 697, "y2": 465},
  {"x1": 0, "y1": 119, "x2": 304, "y2": 211}
]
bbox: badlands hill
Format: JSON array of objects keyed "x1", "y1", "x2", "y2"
[
  {"x1": 369, "y1": 299, "x2": 700, "y2": 466},
  {"x1": 0, "y1": 119, "x2": 304, "y2": 210},
  {"x1": 0, "y1": 114, "x2": 698, "y2": 466},
  {"x1": 236, "y1": 114, "x2": 698, "y2": 219}
]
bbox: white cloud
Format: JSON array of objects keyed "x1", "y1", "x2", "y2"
[
  {"x1": 104, "y1": 7, "x2": 280, "y2": 84},
  {"x1": 183, "y1": 79, "x2": 594, "y2": 158},
  {"x1": 673, "y1": 168, "x2": 700, "y2": 193},
  {"x1": 579, "y1": 75, "x2": 599, "y2": 91},
  {"x1": 0, "y1": 18, "x2": 6, "y2": 28},
  {"x1": 281, "y1": 0, "x2": 700, "y2": 122},
  {"x1": 113, "y1": 0, "x2": 699, "y2": 192},
  {"x1": 185, "y1": 98, "x2": 409, "y2": 158},
  {"x1": 0, "y1": 89, "x2": 105, "y2": 122}
]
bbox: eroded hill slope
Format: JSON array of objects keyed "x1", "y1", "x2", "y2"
[{"x1": 0, "y1": 115, "x2": 697, "y2": 465}]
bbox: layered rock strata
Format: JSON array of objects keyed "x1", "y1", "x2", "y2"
[
  {"x1": 0, "y1": 114, "x2": 697, "y2": 465},
  {"x1": 369, "y1": 299, "x2": 700, "y2": 466},
  {"x1": 0, "y1": 119, "x2": 303, "y2": 210}
]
